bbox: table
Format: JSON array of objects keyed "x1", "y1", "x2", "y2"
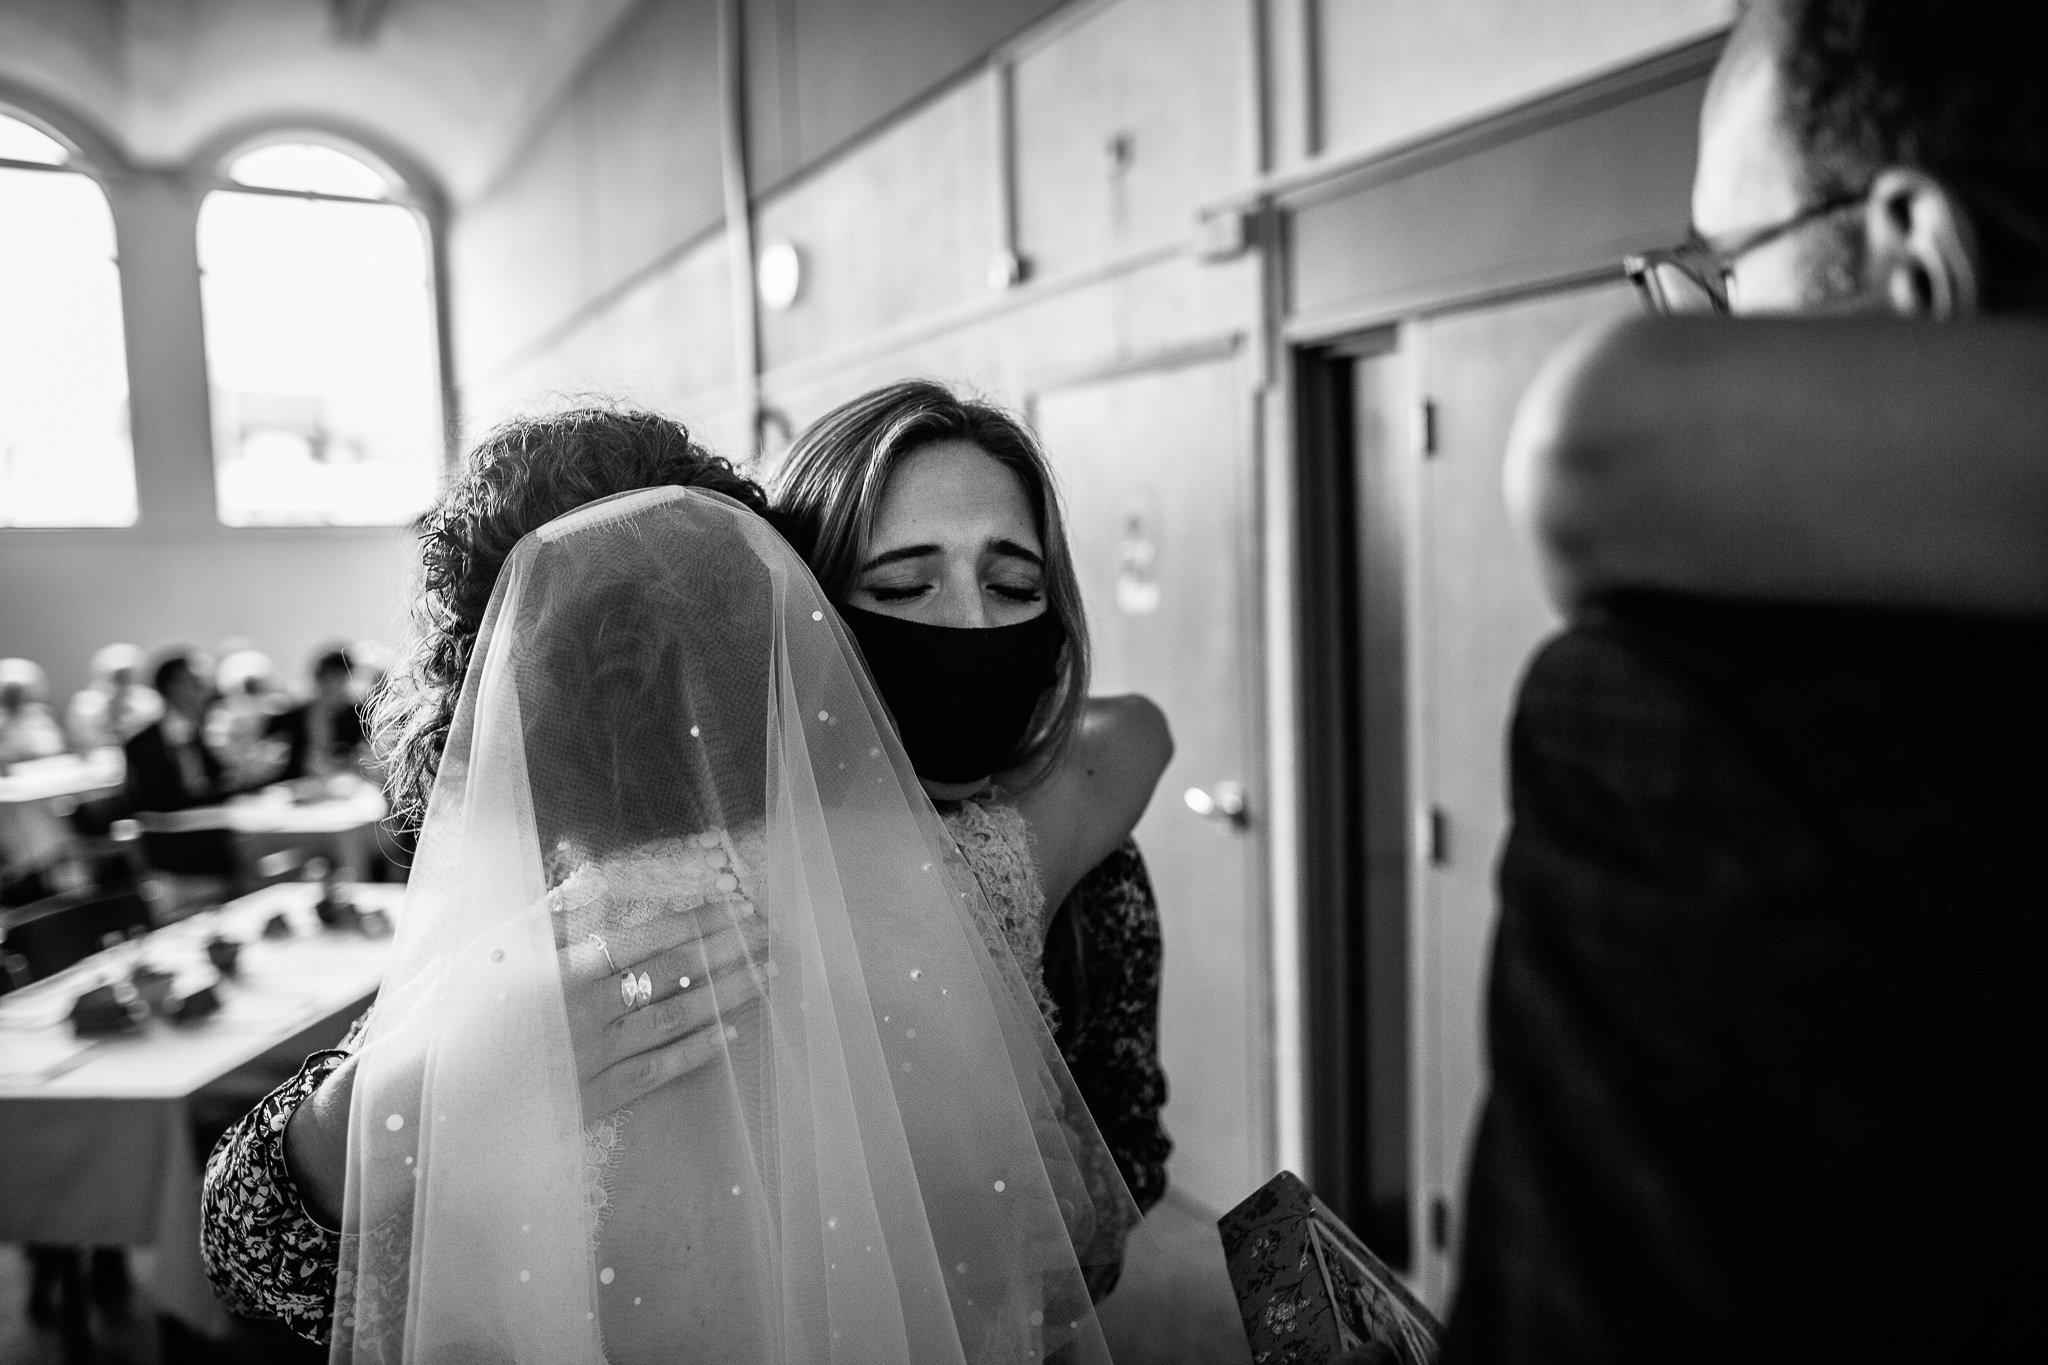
[
  {"x1": 0, "y1": 880, "x2": 401, "y2": 1335},
  {"x1": 0, "y1": 751, "x2": 125, "y2": 808},
  {"x1": 148, "y1": 782, "x2": 392, "y2": 882},
  {"x1": 0, "y1": 751, "x2": 124, "y2": 882}
]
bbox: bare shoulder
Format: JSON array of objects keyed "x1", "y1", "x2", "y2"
[
  {"x1": 1011, "y1": 694, "x2": 1173, "y2": 909},
  {"x1": 1072, "y1": 694, "x2": 1173, "y2": 781}
]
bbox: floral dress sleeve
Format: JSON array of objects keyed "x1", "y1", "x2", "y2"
[
  {"x1": 1048, "y1": 839, "x2": 1173, "y2": 1217},
  {"x1": 200, "y1": 1011, "x2": 366, "y2": 1343}
]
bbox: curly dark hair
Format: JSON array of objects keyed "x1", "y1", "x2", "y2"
[{"x1": 371, "y1": 407, "x2": 770, "y2": 830}]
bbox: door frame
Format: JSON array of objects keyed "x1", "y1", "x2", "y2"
[
  {"x1": 1291, "y1": 325, "x2": 1423, "y2": 1267},
  {"x1": 1271, "y1": 34, "x2": 1721, "y2": 1301}
]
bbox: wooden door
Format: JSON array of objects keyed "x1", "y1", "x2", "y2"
[
  {"x1": 1408, "y1": 279, "x2": 1638, "y2": 1301},
  {"x1": 1032, "y1": 348, "x2": 1264, "y2": 1214}
]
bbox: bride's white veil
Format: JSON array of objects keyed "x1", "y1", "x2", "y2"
[{"x1": 333, "y1": 487, "x2": 1135, "y2": 1363}]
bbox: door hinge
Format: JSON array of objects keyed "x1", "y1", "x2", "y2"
[{"x1": 1417, "y1": 398, "x2": 1439, "y2": 458}]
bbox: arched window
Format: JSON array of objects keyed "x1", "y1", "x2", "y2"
[
  {"x1": 0, "y1": 109, "x2": 137, "y2": 527},
  {"x1": 198, "y1": 139, "x2": 445, "y2": 526}
]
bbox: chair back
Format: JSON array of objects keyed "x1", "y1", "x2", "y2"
[{"x1": 0, "y1": 890, "x2": 152, "y2": 982}]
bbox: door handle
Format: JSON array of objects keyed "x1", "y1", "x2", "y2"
[{"x1": 1184, "y1": 780, "x2": 1249, "y2": 831}]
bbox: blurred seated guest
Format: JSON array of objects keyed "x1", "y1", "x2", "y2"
[
  {"x1": 0, "y1": 658, "x2": 66, "y2": 767},
  {"x1": 64, "y1": 642, "x2": 163, "y2": 751},
  {"x1": 208, "y1": 648, "x2": 287, "y2": 788},
  {"x1": 0, "y1": 659, "x2": 72, "y2": 906},
  {"x1": 123, "y1": 649, "x2": 247, "y2": 888},
  {"x1": 123, "y1": 649, "x2": 232, "y2": 814},
  {"x1": 268, "y1": 646, "x2": 367, "y2": 784}
]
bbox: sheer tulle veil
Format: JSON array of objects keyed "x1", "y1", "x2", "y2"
[{"x1": 333, "y1": 487, "x2": 1136, "y2": 1363}]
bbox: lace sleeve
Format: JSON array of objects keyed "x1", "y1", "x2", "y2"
[
  {"x1": 200, "y1": 1011, "x2": 367, "y2": 1343},
  {"x1": 1048, "y1": 840, "x2": 1172, "y2": 1216}
]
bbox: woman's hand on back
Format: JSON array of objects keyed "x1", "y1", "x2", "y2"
[
  {"x1": 557, "y1": 893, "x2": 774, "y2": 1118},
  {"x1": 283, "y1": 891, "x2": 772, "y2": 1229},
  {"x1": 1014, "y1": 693, "x2": 1172, "y2": 909}
]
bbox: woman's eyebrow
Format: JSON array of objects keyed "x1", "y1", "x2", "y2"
[
  {"x1": 859, "y1": 544, "x2": 941, "y2": 573},
  {"x1": 988, "y1": 539, "x2": 1045, "y2": 568}
]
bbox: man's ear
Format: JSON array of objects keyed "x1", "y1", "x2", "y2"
[{"x1": 1863, "y1": 167, "x2": 1981, "y2": 318}]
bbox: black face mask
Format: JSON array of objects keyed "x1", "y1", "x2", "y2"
[{"x1": 839, "y1": 605, "x2": 1066, "y2": 785}]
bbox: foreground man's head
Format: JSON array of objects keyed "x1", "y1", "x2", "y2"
[{"x1": 1694, "y1": 0, "x2": 2048, "y2": 317}]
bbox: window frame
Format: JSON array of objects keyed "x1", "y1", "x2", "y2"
[
  {"x1": 192, "y1": 128, "x2": 458, "y2": 530},
  {"x1": 0, "y1": 99, "x2": 140, "y2": 531}
]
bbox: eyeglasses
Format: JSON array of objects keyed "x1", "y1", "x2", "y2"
[{"x1": 1624, "y1": 192, "x2": 1868, "y2": 314}]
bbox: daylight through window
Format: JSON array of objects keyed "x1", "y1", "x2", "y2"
[
  {"x1": 199, "y1": 141, "x2": 444, "y2": 526},
  {"x1": 0, "y1": 110, "x2": 138, "y2": 528}
]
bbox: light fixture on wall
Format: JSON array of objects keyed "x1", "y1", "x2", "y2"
[{"x1": 757, "y1": 239, "x2": 803, "y2": 311}]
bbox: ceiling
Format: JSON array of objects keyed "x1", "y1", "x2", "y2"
[{"x1": 0, "y1": 0, "x2": 646, "y2": 202}]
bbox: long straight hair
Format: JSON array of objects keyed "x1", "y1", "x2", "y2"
[{"x1": 769, "y1": 379, "x2": 1090, "y2": 789}]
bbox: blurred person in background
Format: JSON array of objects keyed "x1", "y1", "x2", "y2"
[
  {"x1": 1447, "y1": 2, "x2": 2048, "y2": 1361},
  {"x1": 209, "y1": 647, "x2": 287, "y2": 788},
  {"x1": 0, "y1": 658, "x2": 71, "y2": 907},
  {"x1": 64, "y1": 642, "x2": 163, "y2": 751},
  {"x1": 0, "y1": 658, "x2": 65, "y2": 767},
  {"x1": 267, "y1": 645, "x2": 368, "y2": 787},
  {"x1": 122, "y1": 649, "x2": 232, "y2": 814}
]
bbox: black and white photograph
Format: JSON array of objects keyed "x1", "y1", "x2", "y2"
[{"x1": 0, "y1": 1, "x2": 2040, "y2": 1361}]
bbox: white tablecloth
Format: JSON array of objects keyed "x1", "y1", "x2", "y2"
[
  {"x1": 0, "y1": 880, "x2": 401, "y2": 1333},
  {"x1": 0, "y1": 750, "x2": 124, "y2": 877},
  {"x1": 0, "y1": 750, "x2": 124, "y2": 808}
]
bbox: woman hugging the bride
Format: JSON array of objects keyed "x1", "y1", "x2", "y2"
[{"x1": 201, "y1": 391, "x2": 1173, "y2": 1363}]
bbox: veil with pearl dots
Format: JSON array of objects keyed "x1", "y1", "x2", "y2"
[{"x1": 332, "y1": 487, "x2": 1137, "y2": 1364}]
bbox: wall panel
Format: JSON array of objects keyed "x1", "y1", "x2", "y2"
[
  {"x1": 451, "y1": 0, "x2": 723, "y2": 393},
  {"x1": 1288, "y1": 69, "x2": 1707, "y2": 329},
  {"x1": 583, "y1": 0, "x2": 726, "y2": 300},
  {"x1": 451, "y1": 112, "x2": 590, "y2": 385},
  {"x1": 461, "y1": 233, "x2": 736, "y2": 439},
  {"x1": 1314, "y1": 0, "x2": 1729, "y2": 164},
  {"x1": 744, "y1": 0, "x2": 1065, "y2": 192},
  {"x1": 753, "y1": 77, "x2": 1000, "y2": 372},
  {"x1": 1013, "y1": 0, "x2": 1255, "y2": 279},
  {"x1": 758, "y1": 251, "x2": 1259, "y2": 440}
]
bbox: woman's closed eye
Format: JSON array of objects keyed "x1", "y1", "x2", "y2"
[
  {"x1": 858, "y1": 578, "x2": 1042, "y2": 605},
  {"x1": 988, "y1": 581, "x2": 1043, "y2": 604}
]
